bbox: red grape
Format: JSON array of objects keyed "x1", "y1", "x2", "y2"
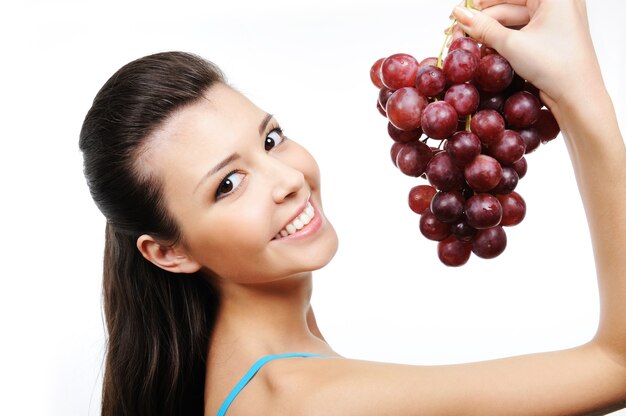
[
  {"x1": 386, "y1": 87, "x2": 428, "y2": 131},
  {"x1": 390, "y1": 142, "x2": 403, "y2": 167},
  {"x1": 492, "y1": 167, "x2": 519, "y2": 194},
  {"x1": 426, "y1": 151, "x2": 464, "y2": 191},
  {"x1": 465, "y1": 193, "x2": 503, "y2": 229},
  {"x1": 534, "y1": 109, "x2": 560, "y2": 143},
  {"x1": 478, "y1": 92, "x2": 506, "y2": 113},
  {"x1": 420, "y1": 209, "x2": 452, "y2": 241},
  {"x1": 504, "y1": 91, "x2": 541, "y2": 129},
  {"x1": 415, "y1": 65, "x2": 446, "y2": 97},
  {"x1": 443, "y1": 49, "x2": 478, "y2": 84},
  {"x1": 438, "y1": 236, "x2": 472, "y2": 266},
  {"x1": 447, "y1": 131, "x2": 482, "y2": 166},
  {"x1": 488, "y1": 129, "x2": 526, "y2": 166},
  {"x1": 421, "y1": 101, "x2": 458, "y2": 140},
  {"x1": 472, "y1": 226, "x2": 507, "y2": 259},
  {"x1": 381, "y1": 53, "x2": 420, "y2": 90},
  {"x1": 464, "y1": 154, "x2": 503, "y2": 192},
  {"x1": 518, "y1": 127, "x2": 541, "y2": 154},
  {"x1": 409, "y1": 185, "x2": 437, "y2": 214},
  {"x1": 377, "y1": 101, "x2": 387, "y2": 117},
  {"x1": 497, "y1": 192, "x2": 526, "y2": 226},
  {"x1": 370, "y1": 57, "x2": 385, "y2": 88},
  {"x1": 449, "y1": 37, "x2": 481, "y2": 61},
  {"x1": 420, "y1": 56, "x2": 439, "y2": 67},
  {"x1": 378, "y1": 87, "x2": 394, "y2": 108},
  {"x1": 430, "y1": 190, "x2": 465, "y2": 223},
  {"x1": 470, "y1": 109, "x2": 505, "y2": 146},
  {"x1": 387, "y1": 122, "x2": 422, "y2": 143},
  {"x1": 451, "y1": 220, "x2": 477, "y2": 242},
  {"x1": 444, "y1": 83, "x2": 480, "y2": 117},
  {"x1": 512, "y1": 156, "x2": 528, "y2": 179},
  {"x1": 396, "y1": 141, "x2": 432, "y2": 177},
  {"x1": 475, "y1": 54, "x2": 514, "y2": 93}
]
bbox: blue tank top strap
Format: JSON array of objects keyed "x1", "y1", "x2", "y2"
[{"x1": 216, "y1": 352, "x2": 326, "y2": 416}]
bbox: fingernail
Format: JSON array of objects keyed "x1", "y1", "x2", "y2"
[{"x1": 453, "y1": 6, "x2": 476, "y2": 25}]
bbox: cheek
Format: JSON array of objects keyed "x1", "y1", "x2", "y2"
[{"x1": 187, "y1": 204, "x2": 271, "y2": 271}]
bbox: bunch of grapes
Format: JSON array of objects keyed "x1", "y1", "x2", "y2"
[{"x1": 370, "y1": 35, "x2": 560, "y2": 266}]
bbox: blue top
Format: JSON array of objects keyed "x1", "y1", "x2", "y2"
[{"x1": 216, "y1": 352, "x2": 325, "y2": 416}]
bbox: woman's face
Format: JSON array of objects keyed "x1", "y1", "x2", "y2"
[{"x1": 143, "y1": 83, "x2": 338, "y2": 284}]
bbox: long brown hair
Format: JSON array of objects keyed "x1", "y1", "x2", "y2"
[{"x1": 79, "y1": 52, "x2": 224, "y2": 415}]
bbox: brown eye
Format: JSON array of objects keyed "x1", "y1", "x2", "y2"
[
  {"x1": 264, "y1": 129, "x2": 285, "y2": 151},
  {"x1": 218, "y1": 179, "x2": 233, "y2": 194},
  {"x1": 215, "y1": 171, "x2": 244, "y2": 199}
]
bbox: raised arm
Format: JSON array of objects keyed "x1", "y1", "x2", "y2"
[
  {"x1": 268, "y1": 2, "x2": 626, "y2": 415},
  {"x1": 455, "y1": 0, "x2": 626, "y2": 367}
]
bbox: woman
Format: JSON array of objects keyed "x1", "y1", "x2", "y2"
[{"x1": 79, "y1": 0, "x2": 626, "y2": 414}]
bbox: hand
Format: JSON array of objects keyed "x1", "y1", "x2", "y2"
[{"x1": 452, "y1": 0, "x2": 605, "y2": 113}]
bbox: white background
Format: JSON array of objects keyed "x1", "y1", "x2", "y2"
[{"x1": 1, "y1": 0, "x2": 625, "y2": 414}]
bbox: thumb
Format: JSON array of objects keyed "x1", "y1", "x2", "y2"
[{"x1": 452, "y1": 6, "x2": 509, "y2": 54}]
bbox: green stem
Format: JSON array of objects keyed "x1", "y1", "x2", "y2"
[
  {"x1": 437, "y1": 1, "x2": 476, "y2": 67},
  {"x1": 437, "y1": 18, "x2": 457, "y2": 68}
]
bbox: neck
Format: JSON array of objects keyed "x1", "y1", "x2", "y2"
[{"x1": 210, "y1": 272, "x2": 334, "y2": 359}]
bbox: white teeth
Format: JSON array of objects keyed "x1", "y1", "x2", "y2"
[
  {"x1": 300, "y1": 212, "x2": 311, "y2": 225},
  {"x1": 274, "y1": 200, "x2": 317, "y2": 239},
  {"x1": 304, "y1": 204, "x2": 314, "y2": 218}
]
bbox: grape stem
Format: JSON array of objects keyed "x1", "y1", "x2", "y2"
[
  {"x1": 436, "y1": 0, "x2": 475, "y2": 68},
  {"x1": 437, "y1": 18, "x2": 456, "y2": 68}
]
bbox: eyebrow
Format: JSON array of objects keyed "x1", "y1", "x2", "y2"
[
  {"x1": 259, "y1": 113, "x2": 273, "y2": 135},
  {"x1": 193, "y1": 113, "x2": 274, "y2": 195}
]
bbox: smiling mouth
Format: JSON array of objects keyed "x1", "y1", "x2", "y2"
[{"x1": 273, "y1": 201, "x2": 316, "y2": 240}]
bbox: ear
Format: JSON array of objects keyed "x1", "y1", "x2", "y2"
[{"x1": 136, "y1": 234, "x2": 202, "y2": 274}]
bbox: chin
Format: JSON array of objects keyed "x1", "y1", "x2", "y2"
[{"x1": 284, "y1": 220, "x2": 339, "y2": 277}]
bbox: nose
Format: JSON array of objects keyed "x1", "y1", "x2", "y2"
[{"x1": 268, "y1": 158, "x2": 306, "y2": 204}]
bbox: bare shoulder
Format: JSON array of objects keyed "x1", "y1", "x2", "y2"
[{"x1": 262, "y1": 344, "x2": 626, "y2": 416}]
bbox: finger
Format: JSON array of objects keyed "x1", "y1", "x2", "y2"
[
  {"x1": 473, "y1": 0, "x2": 527, "y2": 9},
  {"x1": 481, "y1": 4, "x2": 531, "y2": 27},
  {"x1": 452, "y1": 6, "x2": 510, "y2": 53}
]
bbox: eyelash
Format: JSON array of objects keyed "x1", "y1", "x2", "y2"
[{"x1": 214, "y1": 126, "x2": 287, "y2": 200}]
